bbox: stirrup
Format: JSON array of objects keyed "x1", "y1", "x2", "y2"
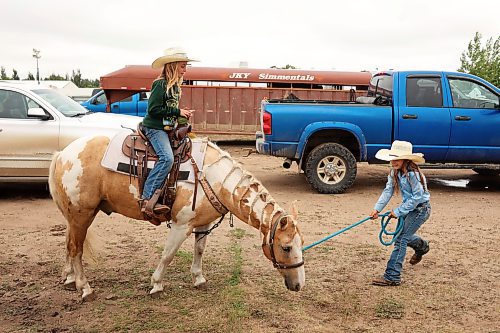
[{"x1": 141, "y1": 200, "x2": 170, "y2": 215}]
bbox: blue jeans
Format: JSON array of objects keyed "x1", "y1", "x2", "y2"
[
  {"x1": 142, "y1": 127, "x2": 174, "y2": 200},
  {"x1": 384, "y1": 201, "x2": 431, "y2": 282}
]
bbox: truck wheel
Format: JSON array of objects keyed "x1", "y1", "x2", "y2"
[
  {"x1": 305, "y1": 143, "x2": 357, "y2": 194},
  {"x1": 472, "y1": 168, "x2": 500, "y2": 176}
]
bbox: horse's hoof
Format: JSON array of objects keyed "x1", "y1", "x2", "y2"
[
  {"x1": 194, "y1": 279, "x2": 207, "y2": 290},
  {"x1": 149, "y1": 290, "x2": 163, "y2": 298},
  {"x1": 63, "y1": 281, "x2": 77, "y2": 291},
  {"x1": 82, "y1": 291, "x2": 96, "y2": 302},
  {"x1": 195, "y1": 282, "x2": 207, "y2": 290}
]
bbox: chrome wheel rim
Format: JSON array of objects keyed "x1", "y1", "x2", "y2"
[{"x1": 316, "y1": 156, "x2": 346, "y2": 184}]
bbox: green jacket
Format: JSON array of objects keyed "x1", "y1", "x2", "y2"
[{"x1": 142, "y1": 79, "x2": 181, "y2": 130}]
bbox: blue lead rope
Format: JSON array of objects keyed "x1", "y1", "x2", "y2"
[{"x1": 302, "y1": 212, "x2": 404, "y2": 252}]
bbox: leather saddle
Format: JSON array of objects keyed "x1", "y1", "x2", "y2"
[{"x1": 122, "y1": 122, "x2": 193, "y2": 224}]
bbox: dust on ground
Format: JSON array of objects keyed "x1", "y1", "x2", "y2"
[{"x1": 1, "y1": 144, "x2": 499, "y2": 333}]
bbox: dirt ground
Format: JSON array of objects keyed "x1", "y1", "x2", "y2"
[{"x1": 1, "y1": 144, "x2": 499, "y2": 333}]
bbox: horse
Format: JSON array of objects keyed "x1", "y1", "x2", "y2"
[{"x1": 48, "y1": 134, "x2": 305, "y2": 300}]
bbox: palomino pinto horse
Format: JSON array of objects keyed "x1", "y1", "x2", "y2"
[{"x1": 49, "y1": 135, "x2": 305, "y2": 300}]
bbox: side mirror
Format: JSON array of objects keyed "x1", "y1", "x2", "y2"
[{"x1": 27, "y1": 107, "x2": 50, "y2": 120}]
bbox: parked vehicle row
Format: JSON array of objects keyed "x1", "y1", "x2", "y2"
[{"x1": 0, "y1": 81, "x2": 141, "y2": 182}]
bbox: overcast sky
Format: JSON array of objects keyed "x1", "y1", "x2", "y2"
[{"x1": 1, "y1": 0, "x2": 498, "y2": 80}]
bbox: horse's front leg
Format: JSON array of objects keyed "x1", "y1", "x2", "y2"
[
  {"x1": 61, "y1": 250, "x2": 76, "y2": 290},
  {"x1": 150, "y1": 223, "x2": 190, "y2": 296},
  {"x1": 191, "y1": 224, "x2": 211, "y2": 288}
]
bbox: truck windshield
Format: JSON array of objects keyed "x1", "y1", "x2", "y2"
[{"x1": 32, "y1": 89, "x2": 91, "y2": 117}]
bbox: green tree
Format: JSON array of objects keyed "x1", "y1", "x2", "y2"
[
  {"x1": 458, "y1": 32, "x2": 499, "y2": 87},
  {"x1": 270, "y1": 64, "x2": 298, "y2": 69},
  {"x1": 79, "y1": 78, "x2": 99, "y2": 88},
  {"x1": 45, "y1": 73, "x2": 67, "y2": 81},
  {"x1": 71, "y1": 69, "x2": 82, "y2": 87},
  {"x1": 1, "y1": 66, "x2": 9, "y2": 80},
  {"x1": 11, "y1": 69, "x2": 20, "y2": 80},
  {"x1": 26, "y1": 72, "x2": 35, "y2": 80},
  {"x1": 70, "y1": 69, "x2": 99, "y2": 88}
]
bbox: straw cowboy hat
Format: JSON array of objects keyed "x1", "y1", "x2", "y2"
[
  {"x1": 151, "y1": 48, "x2": 198, "y2": 69},
  {"x1": 375, "y1": 140, "x2": 425, "y2": 163}
]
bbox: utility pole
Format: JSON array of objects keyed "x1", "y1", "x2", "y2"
[{"x1": 32, "y1": 48, "x2": 41, "y2": 84}]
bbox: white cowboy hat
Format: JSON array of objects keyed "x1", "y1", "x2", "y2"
[
  {"x1": 375, "y1": 140, "x2": 425, "y2": 163},
  {"x1": 151, "y1": 48, "x2": 198, "y2": 69}
]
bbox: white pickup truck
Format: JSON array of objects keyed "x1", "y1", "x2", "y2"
[{"x1": 0, "y1": 81, "x2": 142, "y2": 182}]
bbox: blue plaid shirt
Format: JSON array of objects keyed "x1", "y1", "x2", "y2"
[{"x1": 374, "y1": 170, "x2": 430, "y2": 217}]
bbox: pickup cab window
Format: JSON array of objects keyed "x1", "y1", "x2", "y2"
[
  {"x1": 448, "y1": 78, "x2": 499, "y2": 109},
  {"x1": 95, "y1": 92, "x2": 107, "y2": 104},
  {"x1": 0, "y1": 90, "x2": 43, "y2": 119},
  {"x1": 406, "y1": 77, "x2": 443, "y2": 107},
  {"x1": 368, "y1": 74, "x2": 393, "y2": 98}
]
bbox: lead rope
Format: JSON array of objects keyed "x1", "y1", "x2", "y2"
[{"x1": 302, "y1": 212, "x2": 403, "y2": 251}]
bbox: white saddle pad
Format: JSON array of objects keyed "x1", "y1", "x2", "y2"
[{"x1": 101, "y1": 130, "x2": 208, "y2": 183}]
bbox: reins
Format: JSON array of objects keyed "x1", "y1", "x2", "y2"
[{"x1": 302, "y1": 212, "x2": 403, "y2": 252}]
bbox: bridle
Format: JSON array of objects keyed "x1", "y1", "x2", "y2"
[
  {"x1": 192, "y1": 156, "x2": 303, "y2": 270},
  {"x1": 266, "y1": 214, "x2": 304, "y2": 270}
]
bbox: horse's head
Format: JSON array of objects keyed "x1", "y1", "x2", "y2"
[{"x1": 262, "y1": 202, "x2": 305, "y2": 291}]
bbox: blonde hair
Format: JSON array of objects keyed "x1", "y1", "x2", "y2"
[
  {"x1": 157, "y1": 62, "x2": 184, "y2": 93},
  {"x1": 392, "y1": 160, "x2": 427, "y2": 194}
]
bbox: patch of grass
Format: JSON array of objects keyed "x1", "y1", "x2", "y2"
[
  {"x1": 92, "y1": 303, "x2": 106, "y2": 316},
  {"x1": 222, "y1": 234, "x2": 250, "y2": 329},
  {"x1": 375, "y1": 298, "x2": 405, "y2": 319},
  {"x1": 229, "y1": 227, "x2": 247, "y2": 239},
  {"x1": 227, "y1": 243, "x2": 243, "y2": 286},
  {"x1": 317, "y1": 246, "x2": 335, "y2": 253},
  {"x1": 175, "y1": 249, "x2": 193, "y2": 265}
]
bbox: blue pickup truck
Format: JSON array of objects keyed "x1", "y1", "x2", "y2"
[
  {"x1": 256, "y1": 71, "x2": 500, "y2": 193},
  {"x1": 81, "y1": 91, "x2": 148, "y2": 116}
]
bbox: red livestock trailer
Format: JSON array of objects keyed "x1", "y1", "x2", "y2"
[{"x1": 100, "y1": 66, "x2": 371, "y2": 136}]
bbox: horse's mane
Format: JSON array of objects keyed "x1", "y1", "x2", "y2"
[{"x1": 203, "y1": 140, "x2": 283, "y2": 231}]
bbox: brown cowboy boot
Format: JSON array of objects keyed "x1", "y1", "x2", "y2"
[
  {"x1": 140, "y1": 200, "x2": 170, "y2": 215},
  {"x1": 372, "y1": 276, "x2": 401, "y2": 286},
  {"x1": 410, "y1": 240, "x2": 430, "y2": 265}
]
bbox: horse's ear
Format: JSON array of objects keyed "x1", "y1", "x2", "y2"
[
  {"x1": 280, "y1": 217, "x2": 288, "y2": 230},
  {"x1": 289, "y1": 201, "x2": 299, "y2": 220}
]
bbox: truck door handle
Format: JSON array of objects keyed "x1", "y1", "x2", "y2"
[
  {"x1": 455, "y1": 116, "x2": 471, "y2": 121},
  {"x1": 402, "y1": 114, "x2": 418, "y2": 119}
]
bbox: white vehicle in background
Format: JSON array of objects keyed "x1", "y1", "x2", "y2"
[{"x1": 0, "y1": 81, "x2": 142, "y2": 182}]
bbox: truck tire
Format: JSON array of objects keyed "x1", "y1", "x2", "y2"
[
  {"x1": 305, "y1": 143, "x2": 357, "y2": 194},
  {"x1": 472, "y1": 168, "x2": 500, "y2": 176}
]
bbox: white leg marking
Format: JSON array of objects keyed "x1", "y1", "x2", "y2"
[
  {"x1": 73, "y1": 252, "x2": 94, "y2": 300},
  {"x1": 191, "y1": 224, "x2": 210, "y2": 288},
  {"x1": 150, "y1": 224, "x2": 190, "y2": 295}
]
